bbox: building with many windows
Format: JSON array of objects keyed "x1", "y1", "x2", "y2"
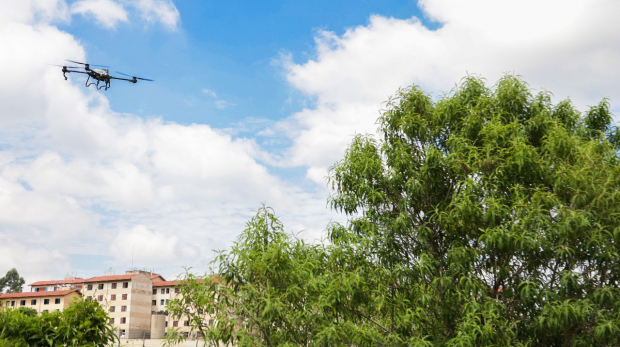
[
  {"x1": 1, "y1": 270, "x2": 213, "y2": 340},
  {"x1": 0, "y1": 289, "x2": 81, "y2": 314}
]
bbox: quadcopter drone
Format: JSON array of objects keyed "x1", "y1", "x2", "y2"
[{"x1": 52, "y1": 60, "x2": 153, "y2": 91}]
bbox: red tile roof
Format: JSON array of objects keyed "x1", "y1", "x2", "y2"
[
  {"x1": 29, "y1": 278, "x2": 84, "y2": 286},
  {"x1": 150, "y1": 274, "x2": 166, "y2": 281},
  {"x1": 0, "y1": 289, "x2": 81, "y2": 299},
  {"x1": 152, "y1": 280, "x2": 178, "y2": 287},
  {"x1": 152, "y1": 278, "x2": 218, "y2": 287},
  {"x1": 82, "y1": 274, "x2": 138, "y2": 283}
]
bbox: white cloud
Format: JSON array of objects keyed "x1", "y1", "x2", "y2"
[
  {"x1": 215, "y1": 100, "x2": 236, "y2": 110},
  {"x1": 0, "y1": 0, "x2": 334, "y2": 286},
  {"x1": 203, "y1": 89, "x2": 236, "y2": 110},
  {"x1": 202, "y1": 88, "x2": 217, "y2": 98},
  {"x1": 71, "y1": 0, "x2": 128, "y2": 28},
  {"x1": 0, "y1": 0, "x2": 69, "y2": 24},
  {"x1": 109, "y1": 225, "x2": 178, "y2": 263},
  {"x1": 132, "y1": 0, "x2": 180, "y2": 30},
  {"x1": 0, "y1": 235, "x2": 71, "y2": 289},
  {"x1": 278, "y1": 0, "x2": 620, "y2": 179}
]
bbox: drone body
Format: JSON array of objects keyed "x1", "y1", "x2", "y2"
[{"x1": 56, "y1": 60, "x2": 153, "y2": 90}]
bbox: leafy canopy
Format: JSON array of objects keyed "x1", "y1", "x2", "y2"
[
  {"x1": 0, "y1": 298, "x2": 119, "y2": 347},
  {"x1": 172, "y1": 75, "x2": 620, "y2": 347},
  {"x1": 0, "y1": 269, "x2": 25, "y2": 294}
]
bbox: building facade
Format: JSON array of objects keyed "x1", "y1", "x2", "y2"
[
  {"x1": 2, "y1": 270, "x2": 213, "y2": 340},
  {"x1": 0, "y1": 289, "x2": 81, "y2": 314}
]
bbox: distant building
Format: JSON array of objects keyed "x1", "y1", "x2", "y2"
[
  {"x1": 0, "y1": 270, "x2": 214, "y2": 340},
  {"x1": 0, "y1": 289, "x2": 81, "y2": 314},
  {"x1": 82, "y1": 271, "x2": 153, "y2": 339}
]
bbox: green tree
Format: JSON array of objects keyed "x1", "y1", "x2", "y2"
[
  {"x1": 166, "y1": 206, "x2": 331, "y2": 347},
  {"x1": 0, "y1": 269, "x2": 25, "y2": 294},
  {"x1": 327, "y1": 75, "x2": 620, "y2": 346},
  {"x1": 172, "y1": 75, "x2": 620, "y2": 346},
  {"x1": 0, "y1": 298, "x2": 118, "y2": 346}
]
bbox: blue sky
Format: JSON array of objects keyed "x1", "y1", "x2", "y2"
[
  {"x1": 1, "y1": 0, "x2": 620, "y2": 284},
  {"x1": 61, "y1": 1, "x2": 429, "y2": 127}
]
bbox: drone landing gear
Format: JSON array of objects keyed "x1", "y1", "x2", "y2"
[
  {"x1": 96, "y1": 81, "x2": 111, "y2": 91},
  {"x1": 85, "y1": 76, "x2": 111, "y2": 91}
]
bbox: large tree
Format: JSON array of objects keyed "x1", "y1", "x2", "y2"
[
  {"x1": 0, "y1": 269, "x2": 25, "y2": 293},
  {"x1": 171, "y1": 75, "x2": 620, "y2": 346}
]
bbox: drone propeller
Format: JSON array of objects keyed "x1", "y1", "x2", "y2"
[
  {"x1": 66, "y1": 60, "x2": 109, "y2": 68},
  {"x1": 48, "y1": 64, "x2": 81, "y2": 69},
  {"x1": 115, "y1": 71, "x2": 154, "y2": 81}
]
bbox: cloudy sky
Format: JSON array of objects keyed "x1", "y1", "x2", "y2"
[{"x1": 1, "y1": 0, "x2": 619, "y2": 286}]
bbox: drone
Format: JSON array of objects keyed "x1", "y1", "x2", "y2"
[{"x1": 51, "y1": 60, "x2": 153, "y2": 91}]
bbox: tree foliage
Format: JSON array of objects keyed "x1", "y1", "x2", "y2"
[
  {"x1": 0, "y1": 298, "x2": 118, "y2": 347},
  {"x1": 172, "y1": 75, "x2": 620, "y2": 346},
  {"x1": 0, "y1": 269, "x2": 25, "y2": 294}
]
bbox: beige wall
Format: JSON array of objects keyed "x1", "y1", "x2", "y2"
[
  {"x1": 82, "y1": 273, "x2": 153, "y2": 339},
  {"x1": 129, "y1": 273, "x2": 153, "y2": 339},
  {"x1": 1, "y1": 292, "x2": 81, "y2": 314}
]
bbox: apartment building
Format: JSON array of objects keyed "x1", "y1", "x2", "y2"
[
  {"x1": 29, "y1": 278, "x2": 84, "y2": 292},
  {"x1": 8, "y1": 270, "x2": 214, "y2": 340},
  {"x1": 82, "y1": 271, "x2": 153, "y2": 339},
  {"x1": 0, "y1": 289, "x2": 81, "y2": 314}
]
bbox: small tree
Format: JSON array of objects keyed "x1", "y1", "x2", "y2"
[
  {"x1": 166, "y1": 206, "x2": 330, "y2": 347},
  {"x1": 0, "y1": 269, "x2": 25, "y2": 293},
  {"x1": 0, "y1": 298, "x2": 118, "y2": 346}
]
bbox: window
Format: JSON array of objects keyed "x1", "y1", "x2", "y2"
[
  {"x1": 110, "y1": 318, "x2": 114, "y2": 324},
  {"x1": 35, "y1": 288, "x2": 40, "y2": 292},
  {"x1": 122, "y1": 294, "x2": 127, "y2": 300},
  {"x1": 111, "y1": 283, "x2": 117, "y2": 289},
  {"x1": 98, "y1": 284, "x2": 104, "y2": 290},
  {"x1": 31, "y1": 299, "x2": 36, "y2": 305},
  {"x1": 54, "y1": 298, "x2": 60, "y2": 304},
  {"x1": 42, "y1": 310, "x2": 48, "y2": 313},
  {"x1": 110, "y1": 306, "x2": 115, "y2": 312},
  {"x1": 44, "y1": 299, "x2": 50, "y2": 305},
  {"x1": 53, "y1": 286, "x2": 58, "y2": 291},
  {"x1": 160, "y1": 299, "x2": 164, "y2": 305},
  {"x1": 122, "y1": 282, "x2": 128, "y2": 288},
  {"x1": 120, "y1": 317, "x2": 126, "y2": 324},
  {"x1": 97, "y1": 295, "x2": 104, "y2": 302},
  {"x1": 5, "y1": 301, "x2": 12, "y2": 307},
  {"x1": 166, "y1": 288, "x2": 170, "y2": 294},
  {"x1": 87, "y1": 284, "x2": 93, "y2": 290},
  {"x1": 152, "y1": 288, "x2": 157, "y2": 295},
  {"x1": 152, "y1": 300, "x2": 156, "y2": 306},
  {"x1": 87, "y1": 296, "x2": 92, "y2": 301},
  {"x1": 111, "y1": 294, "x2": 116, "y2": 301},
  {"x1": 165, "y1": 321, "x2": 168, "y2": 327},
  {"x1": 121, "y1": 306, "x2": 127, "y2": 312},
  {"x1": 174, "y1": 288, "x2": 179, "y2": 294},
  {"x1": 19, "y1": 300, "x2": 26, "y2": 306},
  {"x1": 173, "y1": 321, "x2": 178, "y2": 327},
  {"x1": 43, "y1": 288, "x2": 48, "y2": 291},
  {"x1": 120, "y1": 329, "x2": 125, "y2": 338},
  {"x1": 184, "y1": 320, "x2": 190, "y2": 326},
  {"x1": 183, "y1": 332, "x2": 189, "y2": 338},
  {"x1": 166, "y1": 299, "x2": 169, "y2": 304},
  {"x1": 160, "y1": 288, "x2": 165, "y2": 294}
]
